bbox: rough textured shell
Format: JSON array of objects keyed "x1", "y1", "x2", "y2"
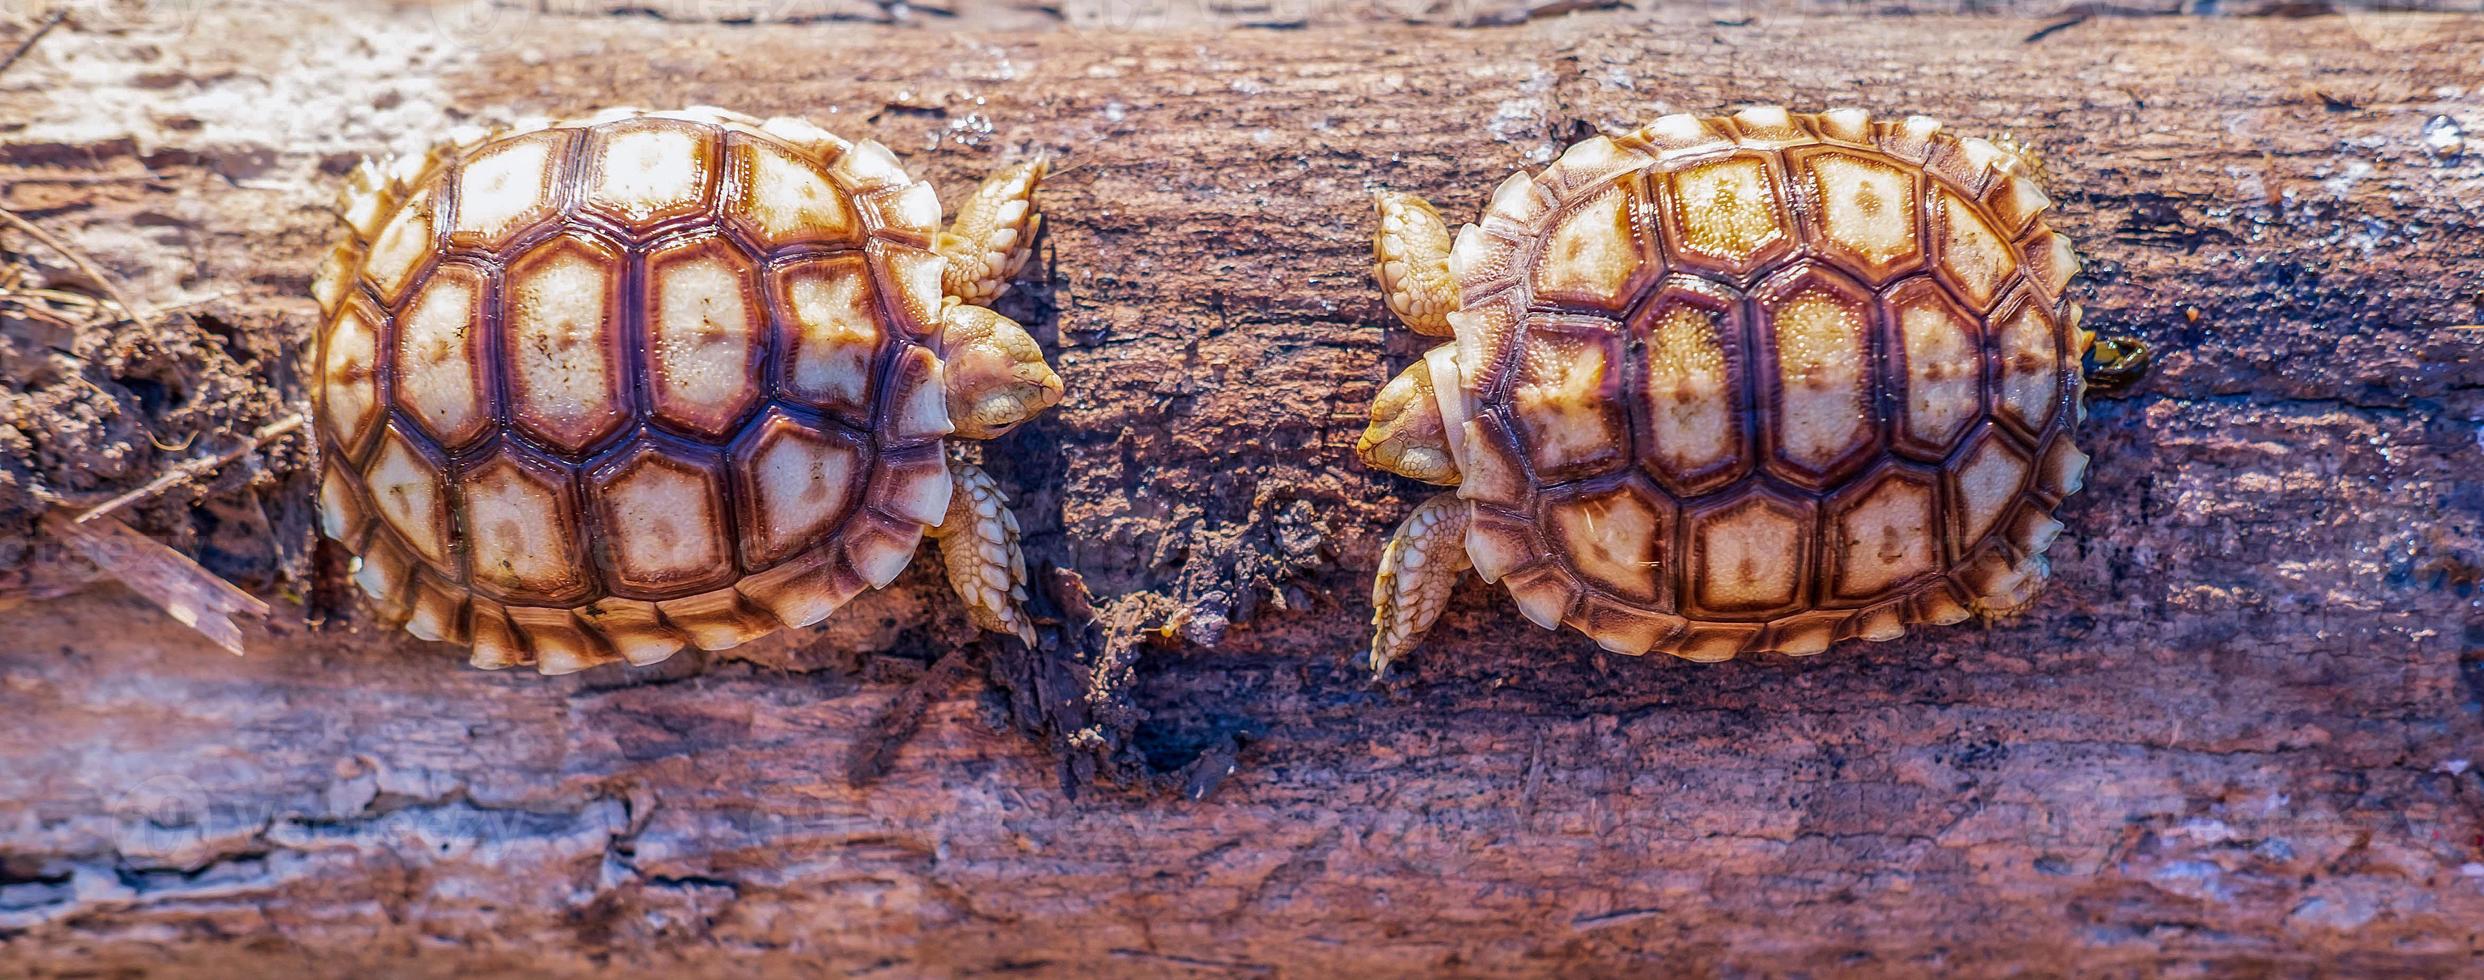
[
  {"x1": 1447, "y1": 108, "x2": 2093, "y2": 661},
  {"x1": 310, "y1": 107, "x2": 955, "y2": 673}
]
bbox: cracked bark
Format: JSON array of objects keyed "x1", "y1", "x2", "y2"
[{"x1": 2, "y1": 2, "x2": 2482, "y2": 975}]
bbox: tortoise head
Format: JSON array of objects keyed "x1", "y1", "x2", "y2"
[{"x1": 939, "y1": 302, "x2": 1063, "y2": 441}]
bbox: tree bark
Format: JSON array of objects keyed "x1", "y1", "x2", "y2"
[{"x1": 2, "y1": 2, "x2": 2482, "y2": 974}]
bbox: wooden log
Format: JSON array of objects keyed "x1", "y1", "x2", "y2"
[{"x1": 1, "y1": 3, "x2": 2481, "y2": 974}]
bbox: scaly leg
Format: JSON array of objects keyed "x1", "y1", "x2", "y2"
[
  {"x1": 1370, "y1": 491, "x2": 1472, "y2": 675},
  {"x1": 938, "y1": 160, "x2": 1046, "y2": 307},
  {"x1": 928, "y1": 455, "x2": 1035, "y2": 645},
  {"x1": 1373, "y1": 191, "x2": 1459, "y2": 336}
]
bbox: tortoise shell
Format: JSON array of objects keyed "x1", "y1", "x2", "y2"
[
  {"x1": 309, "y1": 107, "x2": 958, "y2": 673},
  {"x1": 1442, "y1": 107, "x2": 2093, "y2": 661}
]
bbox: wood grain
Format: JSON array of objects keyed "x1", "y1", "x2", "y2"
[{"x1": 2, "y1": 2, "x2": 2481, "y2": 974}]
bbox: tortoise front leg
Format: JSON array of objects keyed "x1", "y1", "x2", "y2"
[
  {"x1": 1370, "y1": 491, "x2": 1472, "y2": 675},
  {"x1": 938, "y1": 160, "x2": 1046, "y2": 308},
  {"x1": 928, "y1": 455, "x2": 1035, "y2": 645},
  {"x1": 1373, "y1": 191, "x2": 1459, "y2": 336}
]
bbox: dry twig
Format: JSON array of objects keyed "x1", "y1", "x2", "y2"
[
  {"x1": 0, "y1": 7, "x2": 65, "y2": 80},
  {"x1": 0, "y1": 205, "x2": 154, "y2": 333},
  {"x1": 73, "y1": 414, "x2": 307, "y2": 525},
  {"x1": 42, "y1": 512, "x2": 269, "y2": 656}
]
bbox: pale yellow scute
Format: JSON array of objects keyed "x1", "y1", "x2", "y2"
[
  {"x1": 1933, "y1": 191, "x2": 2016, "y2": 310},
  {"x1": 775, "y1": 256, "x2": 880, "y2": 414},
  {"x1": 364, "y1": 429, "x2": 449, "y2": 565},
  {"x1": 451, "y1": 130, "x2": 564, "y2": 250},
  {"x1": 730, "y1": 138, "x2": 858, "y2": 248},
  {"x1": 1952, "y1": 432, "x2": 2031, "y2": 546},
  {"x1": 319, "y1": 303, "x2": 381, "y2": 453},
  {"x1": 579, "y1": 598, "x2": 690, "y2": 666},
  {"x1": 394, "y1": 265, "x2": 488, "y2": 447},
  {"x1": 1892, "y1": 290, "x2": 1981, "y2": 453},
  {"x1": 1995, "y1": 302, "x2": 2062, "y2": 433},
  {"x1": 1729, "y1": 105, "x2": 1804, "y2": 144},
  {"x1": 887, "y1": 346, "x2": 953, "y2": 442},
  {"x1": 1640, "y1": 301, "x2": 1738, "y2": 487},
  {"x1": 1503, "y1": 564, "x2": 1576, "y2": 630},
  {"x1": 362, "y1": 189, "x2": 435, "y2": 301},
  {"x1": 880, "y1": 180, "x2": 943, "y2": 237},
  {"x1": 1763, "y1": 283, "x2": 1873, "y2": 474},
  {"x1": 742, "y1": 415, "x2": 860, "y2": 564},
  {"x1": 588, "y1": 122, "x2": 714, "y2": 225},
  {"x1": 878, "y1": 451, "x2": 955, "y2": 529},
  {"x1": 2041, "y1": 437, "x2": 2090, "y2": 499},
  {"x1": 2025, "y1": 230, "x2": 2080, "y2": 300},
  {"x1": 829, "y1": 138, "x2": 910, "y2": 191},
  {"x1": 848, "y1": 522, "x2": 921, "y2": 590},
  {"x1": 599, "y1": 451, "x2": 731, "y2": 589},
  {"x1": 1532, "y1": 185, "x2": 1642, "y2": 308},
  {"x1": 647, "y1": 240, "x2": 762, "y2": 435},
  {"x1": 1509, "y1": 326, "x2": 1627, "y2": 481},
  {"x1": 1547, "y1": 485, "x2": 1666, "y2": 603},
  {"x1": 505, "y1": 237, "x2": 626, "y2": 452},
  {"x1": 1689, "y1": 493, "x2": 1810, "y2": 615},
  {"x1": 318, "y1": 464, "x2": 361, "y2": 542},
  {"x1": 735, "y1": 559, "x2": 841, "y2": 633},
  {"x1": 1667, "y1": 156, "x2": 1787, "y2": 270},
  {"x1": 658, "y1": 589, "x2": 776, "y2": 652},
  {"x1": 1638, "y1": 112, "x2": 1731, "y2": 156},
  {"x1": 461, "y1": 454, "x2": 584, "y2": 599},
  {"x1": 1805, "y1": 152, "x2": 1920, "y2": 280},
  {"x1": 1812, "y1": 108, "x2": 1874, "y2": 145},
  {"x1": 1830, "y1": 469, "x2": 1938, "y2": 599},
  {"x1": 876, "y1": 245, "x2": 946, "y2": 336},
  {"x1": 506, "y1": 606, "x2": 603, "y2": 675}
]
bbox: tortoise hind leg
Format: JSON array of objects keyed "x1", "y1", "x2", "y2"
[
  {"x1": 928, "y1": 454, "x2": 1036, "y2": 645},
  {"x1": 1373, "y1": 191, "x2": 1458, "y2": 336},
  {"x1": 1370, "y1": 491, "x2": 1472, "y2": 676}
]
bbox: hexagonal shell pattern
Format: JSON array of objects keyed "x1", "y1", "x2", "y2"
[
  {"x1": 1881, "y1": 276, "x2": 1986, "y2": 461},
  {"x1": 502, "y1": 231, "x2": 632, "y2": 454},
  {"x1": 1437, "y1": 108, "x2": 2093, "y2": 661},
  {"x1": 391, "y1": 260, "x2": 496, "y2": 449},
  {"x1": 579, "y1": 118, "x2": 720, "y2": 233},
  {"x1": 587, "y1": 441, "x2": 740, "y2": 596},
  {"x1": 1503, "y1": 315, "x2": 1630, "y2": 484},
  {"x1": 1528, "y1": 179, "x2": 1658, "y2": 312},
  {"x1": 1628, "y1": 277, "x2": 1751, "y2": 497},
  {"x1": 309, "y1": 108, "x2": 959, "y2": 672},
  {"x1": 447, "y1": 128, "x2": 570, "y2": 252},
  {"x1": 642, "y1": 235, "x2": 767, "y2": 438},
  {"x1": 1656, "y1": 152, "x2": 1795, "y2": 280},
  {"x1": 1750, "y1": 262, "x2": 1882, "y2": 488},
  {"x1": 1680, "y1": 489, "x2": 1814, "y2": 619},
  {"x1": 1541, "y1": 479, "x2": 1674, "y2": 606}
]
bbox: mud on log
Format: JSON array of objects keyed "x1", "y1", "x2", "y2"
[{"x1": 2, "y1": 3, "x2": 2482, "y2": 974}]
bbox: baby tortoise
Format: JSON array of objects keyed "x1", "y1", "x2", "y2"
[
  {"x1": 310, "y1": 106, "x2": 1061, "y2": 673},
  {"x1": 1359, "y1": 107, "x2": 2094, "y2": 671}
]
